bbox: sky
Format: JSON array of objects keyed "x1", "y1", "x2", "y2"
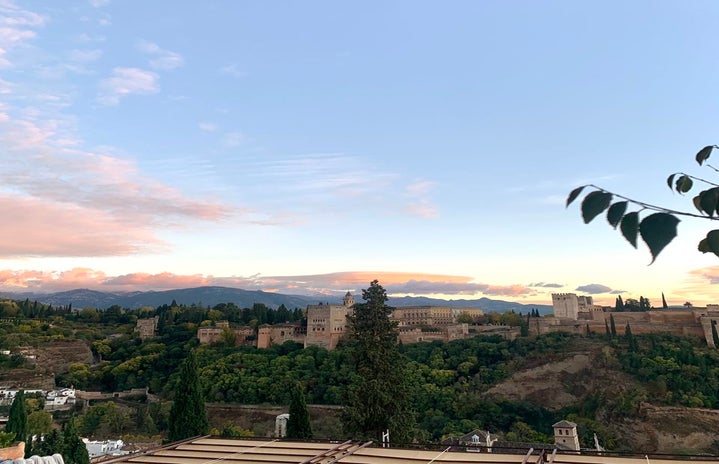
[{"x1": 1, "y1": 0, "x2": 719, "y2": 306}]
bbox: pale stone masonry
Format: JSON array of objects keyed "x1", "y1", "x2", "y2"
[
  {"x1": 197, "y1": 291, "x2": 493, "y2": 350},
  {"x1": 548, "y1": 292, "x2": 719, "y2": 348}
]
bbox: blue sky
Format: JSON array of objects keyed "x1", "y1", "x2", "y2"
[{"x1": 1, "y1": 0, "x2": 719, "y2": 305}]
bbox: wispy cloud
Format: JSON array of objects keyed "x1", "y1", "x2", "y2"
[
  {"x1": 529, "y1": 282, "x2": 564, "y2": 288},
  {"x1": 575, "y1": 283, "x2": 613, "y2": 294},
  {"x1": 0, "y1": 100, "x2": 231, "y2": 257},
  {"x1": 198, "y1": 122, "x2": 217, "y2": 132},
  {"x1": 690, "y1": 266, "x2": 719, "y2": 284},
  {"x1": 68, "y1": 49, "x2": 102, "y2": 62},
  {"x1": 221, "y1": 64, "x2": 246, "y2": 78},
  {"x1": 255, "y1": 271, "x2": 534, "y2": 298},
  {"x1": 402, "y1": 180, "x2": 438, "y2": 218},
  {"x1": 222, "y1": 131, "x2": 245, "y2": 147},
  {"x1": 235, "y1": 153, "x2": 440, "y2": 220},
  {"x1": 97, "y1": 67, "x2": 159, "y2": 105},
  {"x1": 89, "y1": 0, "x2": 110, "y2": 7},
  {"x1": 137, "y1": 40, "x2": 184, "y2": 70},
  {"x1": 0, "y1": 0, "x2": 46, "y2": 67},
  {"x1": 0, "y1": 269, "x2": 535, "y2": 297}
]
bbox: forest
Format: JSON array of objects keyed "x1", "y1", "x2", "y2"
[{"x1": 0, "y1": 297, "x2": 718, "y2": 452}]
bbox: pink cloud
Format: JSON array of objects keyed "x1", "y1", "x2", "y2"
[
  {"x1": 0, "y1": 196, "x2": 162, "y2": 258},
  {"x1": 0, "y1": 269, "x2": 534, "y2": 299},
  {"x1": 0, "y1": 106, "x2": 231, "y2": 257},
  {"x1": 251, "y1": 271, "x2": 534, "y2": 298}
]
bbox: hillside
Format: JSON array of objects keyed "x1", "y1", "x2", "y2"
[
  {"x1": 0, "y1": 340, "x2": 93, "y2": 390},
  {"x1": 1, "y1": 286, "x2": 552, "y2": 313},
  {"x1": 483, "y1": 337, "x2": 719, "y2": 454}
]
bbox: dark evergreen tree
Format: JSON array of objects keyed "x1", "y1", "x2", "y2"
[
  {"x1": 6, "y1": 390, "x2": 27, "y2": 445},
  {"x1": 342, "y1": 280, "x2": 415, "y2": 443},
  {"x1": 639, "y1": 296, "x2": 651, "y2": 311},
  {"x1": 624, "y1": 324, "x2": 638, "y2": 351},
  {"x1": 37, "y1": 428, "x2": 63, "y2": 456},
  {"x1": 609, "y1": 314, "x2": 617, "y2": 337},
  {"x1": 661, "y1": 292, "x2": 669, "y2": 309},
  {"x1": 286, "y1": 382, "x2": 312, "y2": 439},
  {"x1": 712, "y1": 321, "x2": 719, "y2": 348},
  {"x1": 520, "y1": 314, "x2": 529, "y2": 337},
  {"x1": 168, "y1": 350, "x2": 209, "y2": 442},
  {"x1": 605, "y1": 320, "x2": 611, "y2": 338},
  {"x1": 615, "y1": 296, "x2": 624, "y2": 312},
  {"x1": 62, "y1": 419, "x2": 89, "y2": 464}
]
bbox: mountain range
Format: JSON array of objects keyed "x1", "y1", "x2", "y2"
[{"x1": 0, "y1": 286, "x2": 553, "y2": 314}]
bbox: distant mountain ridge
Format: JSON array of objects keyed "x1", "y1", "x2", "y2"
[{"x1": 0, "y1": 286, "x2": 552, "y2": 314}]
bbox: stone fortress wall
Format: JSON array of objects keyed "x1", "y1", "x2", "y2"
[
  {"x1": 194, "y1": 292, "x2": 512, "y2": 350},
  {"x1": 184, "y1": 291, "x2": 719, "y2": 350},
  {"x1": 540, "y1": 293, "x2": 717, "y2": 346}
]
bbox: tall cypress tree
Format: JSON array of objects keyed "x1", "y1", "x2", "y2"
[
  {"x1": 168, "y1": 350, "x2": 209, "y2": 442},
  {"x1": 342, "y1": 280, "x2": 415, "y2": 443},
  {"x1": 62, "y1": 419, "x2": 89, "y2": 464},
  {"x1": 6, "y1": 390, "x2": 27, "y2": 445},
  {"x1": 286, "y1": 382, "x2": 312, "y2": 439},
  {"x1": 712, "y1": 321, "x2": 719, "y2": 348},
  {"x1": 661, "y1": 292, "x2": 669, "y2": 309},
  {"x1": 609, "y1": 314, "x2": 617, "y2": 337},
  {"x1": 615, "y1": 296, "x2": 624, "y2": 312},
  {"x1": 624, "y1": 324, "x2": 637, "y2": 351}
]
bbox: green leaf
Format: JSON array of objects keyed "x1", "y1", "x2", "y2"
[
  {"x1": 666, "y1": 174, "x2": 676, "y2": 191},
  {"x1": 675, "y1": 175, "x2": 693, "y2": 193},
  {"x1": 581, "y1": 191, "x2": 612, "y2": 224},
  {"x1": 606, "y1": 201, "x2": 628, "y2": 229},
  {"x1": 698, "y1": 238, "x2": 710, "y2": 253},
  {"x1": 696, "y1": 145, "x2": 714, "y2": 166},
  {"x1": 639, "y1": 213, "x2": 680, "y2": 264},
  {"x1": 693, "y1": 194, "x2": 703, "y2": 213},
  {"x1": 620, "y1": 212, "x2": 639, "y2": 248},
  {"x1": 699, "y1": 187, "x2": 719, "y2": 217},
  {"x1": 566, "y1": 186, "x2": 586, "y2": 208},
  {"x1": 705, "y1": 230, "x2": 719, "y2": 258}
]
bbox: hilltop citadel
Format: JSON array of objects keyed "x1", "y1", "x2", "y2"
[{"x1": 178, "y1": 291, "x2": 719, "y2": 350}]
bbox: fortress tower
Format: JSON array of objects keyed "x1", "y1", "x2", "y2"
[
  {"x1": 552, "y1": 293, "x2": 580, "y2": 320},
  {"x1": 553, "y1": 420, "x2": 580, "y2": 451},
  {"x1": 343, "y1": 291, "x2": 355, "y2": 308}
]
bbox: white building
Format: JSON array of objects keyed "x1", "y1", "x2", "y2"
[{"x1": 82, "y1": 439, "x2": 127, "y2": 458}]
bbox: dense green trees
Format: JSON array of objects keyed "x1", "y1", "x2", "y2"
[
  {"x1": 5, "y1": 293, "x2": 719, "y2": 448},
  {"x1": 5, "y1": 390, "x2": 27, "y2": 447},
  {"x1": 62, "y1": 419, "x2": 89, "y2": 464},
  {"x1": 286, "y1": 382, "x2": 312, "y2": 439},
  {"x1": 341, "y1": 281, "x2": 416, "y2": 443},
  {"x1": 168, "y1": 350, "x2": 209, "y2": 442}
]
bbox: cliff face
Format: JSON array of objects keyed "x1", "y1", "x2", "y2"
[{"x1": 483, "y1": 341, "x2": 719, "y2": 454}]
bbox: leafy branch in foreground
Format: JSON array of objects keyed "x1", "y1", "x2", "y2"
[{"x1": 567, "y1": 145, "x2": 719, "y2": 263}]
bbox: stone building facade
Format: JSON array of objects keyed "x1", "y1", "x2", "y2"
[
  {"x1": 196, "y1": 292, "x2": 492, "y2": 350},
  {"x1": 257, "y1": 323, "x2": 305, "y2": 349},
  {"x1": 304, "y1": 292, "x2": 355, "y2": 350},
  {"x1": 197, "y1": 321, "x2": 255, "y2": 346},
  {"x1": 134, "y1": 316, "x2": 159, "y2": 339}
]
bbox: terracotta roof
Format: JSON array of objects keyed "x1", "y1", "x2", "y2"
[
  {"x1": 97, "y1": 437, "x2": 719, "y2": 464},
  {"x1": 552, "y1": 420, "x2": 577, "y2": 428}
]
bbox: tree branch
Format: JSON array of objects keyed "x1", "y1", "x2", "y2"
[{"x1": 588, "y1": 184, "x2": 719, "y2": 220}]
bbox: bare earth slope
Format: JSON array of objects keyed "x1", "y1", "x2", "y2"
[
  {"x1": 0, "y1": 340, "x2": 93, "y2": 390},
  {"x1": 483, "y1": 340, "x2": 719, "y2": 454}
]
